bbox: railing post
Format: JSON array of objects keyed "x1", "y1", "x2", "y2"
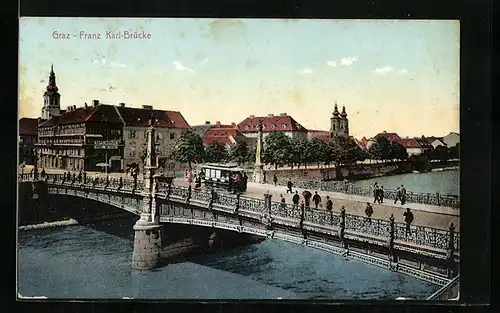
[
  {"x1": 105, "y1": 175, "x2": 109, "y2": 188},
  {"x1": 447, "y1": 223, "x2": 456, "y2": 278},
  {"x1": 299, "y1": 202, "x2": 306, "y2": 238},
  {"x1": 167, "y1": 180, "x2": 172, "y2": 198},
  {"x1": 118, "y1": 177, "x2": 123, "y2": 190},
  {"x1": 389, "y1": 214, "x2": 397, "y2": 263},
  {"x1": 235, "y1": 193, "x2": 240, "y2": 214},
  {"x1": 83, "y1": 172, "x2": 87, "y2": 184}
]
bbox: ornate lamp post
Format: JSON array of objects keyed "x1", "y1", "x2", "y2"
[
  {"x1": 254, "y1": 119, "x2": 265, "y2": 184},
  {"x1": 132, "y1": 112, "x2": 163, "y2": 270}
]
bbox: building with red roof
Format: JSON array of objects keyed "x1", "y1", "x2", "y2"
[
  {"x1": 37, "y1": 100, "x2": 124, "y2": 172},
  {"x1": 201, "y1": 125, "x2": 251, "y2": 149},
  {"x1": 236, "y1": 113, "x2": 308, "y2": 141},
  {"x1": 394, "y1": 138, "x2": 426, "y2": 156},
  {"x1": 374, "y1": 131, "x2": 401, "y2": 142},
  {"x1": 19, "y1": 117, "x2": 39, "y2": 165}
]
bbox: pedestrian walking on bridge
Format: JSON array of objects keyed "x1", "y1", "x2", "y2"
[
  {"x1": 400, "y1": 185, "x2": 407, "y2": 205},
  {"x1": 292, "y1": 191, "x2": 300, "y2": 209},
  {"x1": 373, "y1": 185, "x2": 380, "y2": 203},
  {"x1": 312, "y1": 191, "x2": 321, "y2": 209},
  {"x1": 273, "y1": 174, "x2": 278, "y2": 186},
  {"x1": 364, "y1": 202, "x2": 373, "y2": 225},
  {"x1": 394, "y1": 186, "x2": 402, "y2": 204},
  {"x1": 287, "y1": 180, "x2": 293, "y2": 194},
  {"x1": 403, "y1": 208, "x2": 414, "y2": 236},
  {"x1": 326, "y1": 196, "x2": 333, "y2": 212},
  {"x1": 280, "y1": 194, "x2": 286, "y2": 209},
  {"x1": 379, "y1": 186, "x2": 384, "y2": 203}
]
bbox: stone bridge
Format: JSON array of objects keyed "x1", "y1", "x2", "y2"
[{"x1": 20, "y1": 172, "x2": 459, "y2": 288}]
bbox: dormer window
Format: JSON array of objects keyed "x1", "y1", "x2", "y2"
[
  {"x1": 282, "y1": 124, "x2": 287, "y2": 129},
  {"x1": 245, "y1": 125, "x2": 249, "y2": 130},
  {"x1": 271, "y1": 124, "x2": 276, "y2": 129}
]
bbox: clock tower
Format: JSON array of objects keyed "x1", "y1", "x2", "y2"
[{"x1": 41, "y1": 64, "x2": 61, "y2": 120}]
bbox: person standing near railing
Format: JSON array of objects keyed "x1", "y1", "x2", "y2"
[
  {"x1": 312, "y1": 191, "x2": 321, "y2": 209},
  {"x1": 325, "y1": 196, "x2": 333, "y2": 212},
  {"x1": 394, "y1": 186, "x2": 402, "y2": 204},
  {"x1": 280, "y1": 194, "x2": 286, "y2": 209},
  {"x1": 403, "y1": 208, "x2": 414, "y2": 236},
  {"x1": 286, "y1": 180, "x2": 293, "y2": 194},
  {"x1": 400, "y1": 185, "x2": 407, "y2": 205},
  {"x1": 364, "y1": 202, "x2": 373, "y2": 224},
  {"x1": 373, "y1": 185, "x2": 380, "y2": 203},
  {"x1": 292, "y1": 191, "x2": 300, "y2": 209},
  {"x1": 378, "y1": 186, "x2": 384, "y2": 203},
  {"x1": 273, "y1": 174, "x2": 278, "y2": 186}
]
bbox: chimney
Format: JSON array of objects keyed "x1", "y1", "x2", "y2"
[
  {"x1": 231, "y1": 122, "x2": 236, "y2": 127},
  {"x1": 249, "y1": 115, "x2": 255, "y2": 118},
  {"x1": 267, "y1": 114, "x2": 274, "y2": 117},
  {"x1": 142, "y1": 105, "x2": 153, "y2": 110},
  {"x1": 67, "y1": 105, "x2": 73, "y2": 112},
  {"x1": 205, "y1": 121, "x2": 210, "y2": 125},
  {"x1": 84, "y1": 102, "x2": 88, "y2": 108},
  {"x1": 119, "y1": 103, "x2": 125, "y2": 107},
  {"x1": 92, "y1": 100, "x2": 99, "y2": 107},
  {"x1": 216, "y1": 121, "x2": 221, "y2": 127},
  {"x1": 280, "y1": 113, "x2": 287, "y2": 116},
  {"x1": 73, "y1": 105, "x2": 77, "y2": 110}
]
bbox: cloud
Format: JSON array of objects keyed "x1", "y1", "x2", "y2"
[
  {"x1": 199, "y1": 58, "x2": 209, "y2": 65},
  {"x1": 300, "y1": 68, "x2": 313, "y2": 75},
  {"x1": 327, "y1": 60, "x2": 337, "y2": 67},
  {"x1": 398, "y1": 68, "x2": 408, "y2": 74},
  {"x1": 374, "y1": 66, "x2": 394, "y2": 75},
  {"x1": 340, "y1": 56, "x2": 357, "y2": 66},
  {"x1": 92, "y1": 57, "x2": 126, "y2": 68},
  {"x1": 173, "y1": 61, "x2": 195, "y2": 73}
]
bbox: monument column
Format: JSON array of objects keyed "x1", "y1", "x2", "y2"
[
  {"x1": 132, "y1": 113, "x2": 163, "y2": 270},
  {"x1": 254, "y1": 120, "x2": 265, "y2": 184}
]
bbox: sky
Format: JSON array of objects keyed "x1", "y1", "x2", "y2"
[{"x1": 19, "y1": 18, "x2": 459, "y2": 139}]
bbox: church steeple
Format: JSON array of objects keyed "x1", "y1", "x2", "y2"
[
  {"x1": 332, "y1": 101, "x2": 340, "y2": 118},
  {"x1": 340, "y1": 106, "x2": 347, "y2": 119},
  {"x1": 41, "y1": 64, "x2": 61, "y2": 120}
]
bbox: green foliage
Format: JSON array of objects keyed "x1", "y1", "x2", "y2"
[
  {"x1": 263, "y1": 132, "x2": 292, "y2": 169},
  {"x1": 389, "y1": 141, "x2": 409, "y2": 161},
  {"x1": 289, "y1": 138, "x2": 311, "y2": 168},
  {"x1": 329, "y1": 135, "x2": 360, "y2": 167},
  {"x1": 408, "y1": 154, "x2": 431, "y2": 173},
  {"x1": 435, "y1": 145, "x2": 450, "y2": 163},
  {"x1": 368, "y1": 137, "x2": 391, "y2": 161},
  {"x1": 229, "y1": 141, "x2": 253, "y2": 165},
  {"x1": 204, "y1": 141, "x2": 228, "y2": 163},
  {"x1": 172, "y1": 129, "x2": 205, "y2": 169},
  {"x1": 309, "y1": 138, "x2": 329, "y2": 167},
  {"x1": 449, "y1": 143, "x2": 459, "y2": 159}
]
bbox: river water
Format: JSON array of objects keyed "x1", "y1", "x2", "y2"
[
  {"x1": 352, "y1": 169, "x2": 459, "y2": 196},
  {"x1": 18, "y1": 218, "x2": 439, "y2": 300}
]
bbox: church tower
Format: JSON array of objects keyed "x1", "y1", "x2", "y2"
[
  {"x1": 330, "y1": 101, "x2": 341, "y2": 137},
  {"x1": 41, "y1": 64, "x2": 61, "y2": 120},
  {"x1": 340, "y1": 105, "x2": 349, "y2": 136},
  {"x1": 330, "y1": 102, "x2": 349, "y2": 137}
]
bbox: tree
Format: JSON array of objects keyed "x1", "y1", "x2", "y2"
[
  {"x1": 409, "y1": 154, "x2": 431, "y2": 173},
  {"x1": 229, "y1": 141, "x2": 252, "y2": 165},
  {"x1": 172, "y1": 129, "x2": 205, "y2": 169},
  {"x1": 357, "y1": 149, "x2": 371, "y2": 162},
  {"x1": 290, "y1": 138, "x2": 311, "y2": 169},
  {"x1": 329, "y1": 135, "x2": 360, "y2": 167},
  {"x1": 309, "y1": 138, "x2": 329, "y2": 168},
  {"x1": 369, "y1": 137, "x2": 392, "y2": 162},
  {"x1": 389, "y1": 141, "x2": 409, "y2": 161},
  {"x1": 263, "y1": 132, "x2": 292, "y2": 169},
  {"x1": 435, "y1": 145, "x2": 450, "y2": 163},
  {"x1": 204, "y1": 141, "x2": 228, "y2": 163},
  {"x1": 449, "y1": 143, "x2": 460, "y2": 160}
]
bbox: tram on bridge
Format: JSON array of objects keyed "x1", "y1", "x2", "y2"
[{"x1": 196, "y1": 163, "x2": 248, "y2": 193}]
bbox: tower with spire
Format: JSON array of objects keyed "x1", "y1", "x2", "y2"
[
  {"x1": 41, "y1": 64, "x2": 61, "y2": 120},
  {"x1": 330, "y1": 101, "x2": 349, "y2": 137}
]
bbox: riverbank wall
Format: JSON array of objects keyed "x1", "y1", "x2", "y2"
[{"x1": 263, "y1": 160, "x2": 459, "y2": 183}]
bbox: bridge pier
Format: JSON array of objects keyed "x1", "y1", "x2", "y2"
[{"x1": 132, "y1": 220, "x2": 163, "y2": 270}]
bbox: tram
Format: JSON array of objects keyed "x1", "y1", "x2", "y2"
[{"x1": 196, "y1": 163, "x2": 248, "y2": 193}]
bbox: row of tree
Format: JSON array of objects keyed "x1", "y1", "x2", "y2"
[{"x1": 167, "y1": 129, "x2": 458, "y2": 170}]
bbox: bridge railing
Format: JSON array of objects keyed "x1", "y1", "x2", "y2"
[
  {"x1": 277, "y1": 180, "x2": 460, "y2": 208},
  {"x1": 20, "y1": 173, "x2": 460, "y2": 253}
]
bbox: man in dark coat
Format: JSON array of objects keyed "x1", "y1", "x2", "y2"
[
  {"x1": 379, "y1": 186, "x2": 384, "y2": 203},
  {"x1": 400, "y1": 185, "x2": 407, "y2": 205},
  {"x1": 302, "y1": 190, "x2": 312, "y2": 209},
  {"x1": 373, "y1": 185, "x2": 379, "y2": 203},
  {"x1": 273, "y1": 174, "x2": 278, "y2": 186},
  {"x1": 394, "y1": 187, "x2": 402, "y2": 204},
  {"x1": 326, "y1": 196, "x2": 333, "y2": 211},
  {"x1": 403, "y1": 208, "x2": 414, "y2": 236},
  {"x1": 292, "y1": 191, "x2": 300, "y2": 208},
  {"x1": 287, "y1": 180, "x2": 293, "y2": 194},
  {"x1": 365, "y1": 202, "x2": 373, "y2": 224},
  {"x1": 312, "y1": 191, "x2": 321, "y2": 209}
]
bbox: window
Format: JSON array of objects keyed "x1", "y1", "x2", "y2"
[
  {"x1": 282, "y1": 124, "x2": 287, "y2": 129},
  {"x1": 245, "y1": 125, "x2": 249, "y2": 130},
  {"x1": 129, "y1": 130, "x2": 136, "y2": 139},
  {"x1": 170, "y1": 133, "x2": 175, "y2": 140},
  {"x1": 157, "y1": 132, "x2": 163, "y2": 139},
  {"x1": 129, "y1": 145, "x2": 136, "y2": 157},
  {"x1": 271, "y1": 124, "x2": 276, "y2": 129}
]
